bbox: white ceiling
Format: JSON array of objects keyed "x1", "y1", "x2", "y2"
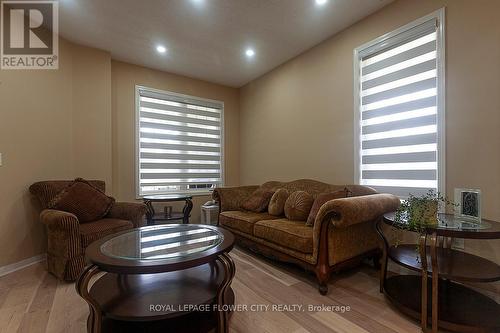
[{"x1": 59, "y1": 0, "x2": 393, "y2": 87}]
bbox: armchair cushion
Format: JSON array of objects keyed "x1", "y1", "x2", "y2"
[
  {"x1": 254, "y1": 219, "x2": 313, "y2": 253},
  {"x1": 30, "y1": 180, "x2": 105, "y2": 209},
  {"x1": 49, "y1": 178, "x2": 114, "y2": 223},
  {"x1": 79, "y1": 218, "x2": 133, "y2": 248}
]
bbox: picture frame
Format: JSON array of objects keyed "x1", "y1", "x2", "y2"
[{"x1": 454, "y1": 188, "x2": 481, "y2": 223}]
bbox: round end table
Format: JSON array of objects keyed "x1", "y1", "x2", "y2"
[
  {"x1": 76, "y1": 224, "x2": 235, "y2": 333},
  {"x1": 142, "y1": 194, "x2": 193, "y2": 225},
  {"x1": 377, "y1": 212, "x2": 500, "y2": 333}
]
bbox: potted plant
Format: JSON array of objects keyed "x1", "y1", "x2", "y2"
[{"x1": 392, "y1": 190, "x2": 456, "y2": 250}]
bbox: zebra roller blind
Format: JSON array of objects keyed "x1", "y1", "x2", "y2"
[
  {"x1": 136, "y1": 87, "x2": 224, "y2": 196},
  {"x1": 355, "y1": 12, "x2": 444, "y2": 198}
]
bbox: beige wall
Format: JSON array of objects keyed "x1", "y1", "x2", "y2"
[
  {"x1": 0, "y1": 40, "x2": 112, "y2": 267},
  {"x1": 0, "y1": 40, "x2": 238, "y2": 267},
  {"x1": 240, "y1": 0, "x2": 500, "y2": 266},
  {"x1": 111, "y1": 61, "x2": 239, "y2": 222},
  {"x1": 71, "y1": 44, "x2": 113, "y2": 188}
]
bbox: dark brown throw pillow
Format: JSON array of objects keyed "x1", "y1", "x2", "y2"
[
  {"x1": 306, "y1": 188, "x2": 349, "y2": 226},
  {"x1": 241, "y1": 188, "x2": 275, "y2": 213},
  {"x1": 284, "y1": 191, "x2": 314, "y2": 221},
  {"x1": 49, "y1": 178, "x2": 115, "y2": 223},
  {"x1": 268, "y1": 188, "x2": 289, "y2": 216}
]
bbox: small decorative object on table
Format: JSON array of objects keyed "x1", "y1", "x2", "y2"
[{"x1": 454, "y1": 188, "x2": 481, "y2": 223}]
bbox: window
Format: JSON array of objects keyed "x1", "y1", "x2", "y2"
[
  {"x1": 354, "y1": 9, "x2": 445, "y2": 198},
  {"x1": 136, "y1": 86, "x2": 224, "y2": 196}
]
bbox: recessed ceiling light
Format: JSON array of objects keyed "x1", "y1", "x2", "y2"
[
  {"x1": 245, "y1": 48, "x2": 255, "y2": 58},
  {"x1": 156, "y1": 45, "x2": 167, "y2": 54},
  {"x1": 190, "y1": 0, "x2": 205, "y2": 5},
  {"x1": 315, "y1": 0, "x2": 328, "y2": 5}
]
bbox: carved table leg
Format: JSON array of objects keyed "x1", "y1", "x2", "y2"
[
  {"x1": 419, "y1": 234, "x2": 428, "y2": 332},
  {"x1": 75, "y1": 265, "x2": 102, "y2": 333},
  {"x1": 183, "y1": 198, "x2": 193, "y2": 224},
  {"x1": 215, "y1": 252, "x2": 236, "y2": 333},
  {"x1": 144, "y1": 199, "x2": 155, "y2": 226},
  {"x1": 429, "y1": 233, "x2": 439, "y2": 333},
  {"x1": 375, "y1": 220, "x2": 389, "y2": 293}
]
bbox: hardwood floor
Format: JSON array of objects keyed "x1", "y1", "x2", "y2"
[{"x1": 0, "y1": 247, "x2": 423, "y2": 333}]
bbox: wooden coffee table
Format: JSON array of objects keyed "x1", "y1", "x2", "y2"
[
  {"x1": 76, "y1": 224, "x2": 235, "y2": 333},
  {"x1": 378, "y1": 213, "x2": 500, "y2": 333}
]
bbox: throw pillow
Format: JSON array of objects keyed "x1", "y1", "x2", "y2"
[
  {"x1": 241, "y1": 188, "x2": 275, "y2": 212},
  {"x1": 49, "y1": 178, "x2": 115, "y2": 223},
  {"x1": 306, "y1": 189, "x2": 349, "y2": 226},
  {"x1": 284, "y1": 191, "x2": 314, "y2": 221},
  {"x1": 268, "y1": 188, "x2": 289, "y2": 216}
]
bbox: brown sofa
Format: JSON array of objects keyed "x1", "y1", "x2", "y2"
[
  {"x1": 213, "y1": 179, "x2": 400, "y2": 294},
  {"x1": 29, "y1": 180, "x2": 147, "y2": 281}
]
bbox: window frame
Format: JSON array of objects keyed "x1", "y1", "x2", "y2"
[
  {"x1": 135, "y1": 85, "x2": 225, "y2": 198},
  {"x1": 353, "y1": 8, "x2": 446, "y2": 198}
]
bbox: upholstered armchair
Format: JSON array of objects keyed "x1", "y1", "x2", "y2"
[{"x1": 29, "y1": 180, "x2": 147, "y2": 281}]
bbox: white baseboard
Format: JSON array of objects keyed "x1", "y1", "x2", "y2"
[{"x1": 0, "y1": 254, "x2": 46, "y2": 277}]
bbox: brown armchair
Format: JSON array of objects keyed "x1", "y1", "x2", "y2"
[{"x1": 29, "y1": 180, "x2": 147, "y2": 281}]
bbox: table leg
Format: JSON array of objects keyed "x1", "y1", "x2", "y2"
[
  {"x1": 430, "y1": 233, "x2": 439, "y2": 333},
  {"x1": 419, "y1": 234, "x2": 428, "y2": 332},
  {"x1": 144, "y1": 199, "x2": 155, "y2": 226},
  {"x1": 183, "y1": 198, "x2": 193, "y2": 224},
  {"x1": 375, "y1": 220, "x2": 389, "y2": 293},
  {"x1": 215, "y1": 252, "x2": 236, "y2": 333},
  {"x1": 75, "y1": 265, "x2": 102, "y2": 333}
]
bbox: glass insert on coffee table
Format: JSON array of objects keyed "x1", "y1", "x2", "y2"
[
  {"x1": 76, "y1": 224, "x2": 235, "y2": 333},
  {"x1": 377, "y1": 212, "x2": 500, "y2": 333}
]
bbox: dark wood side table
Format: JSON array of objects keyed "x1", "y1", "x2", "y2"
[
  {"x1": 143, "y1": 194, "x2": 193, "y2": 225},
  {"x1": 378, "y1": 212, "x2": 500, "y2": 333},
  {"x1": 76, "y1": 224, "x2": 236, "y2": 333}
]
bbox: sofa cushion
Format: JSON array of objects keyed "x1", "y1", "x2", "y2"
[
  {"x1": 240, "y1": 188, "x2": 275, "y2": 213},
  {"x1": 306, "y1": 189, "x2": 349, "y2": 226},
  {"x1": 254, "y1": 219, "x2": 313, "y2": 253},
  {"x1": 268, "y1": 188, "x2": 289, "y2": 216},
  {"x1": 80, "y1": 218, "x2": 133, "y2": 248},
  {"x1": 219, "y1": 210, "x2": 279, "y2": 234},
  {"x1": 49, "y1": 178, "x2": 115, "y2": 223},
  {"x1": 284, "y1": 191, "x2": 314, "y2": 221}
]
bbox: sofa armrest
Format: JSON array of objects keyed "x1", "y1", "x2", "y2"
[
  {"x1": 107, "y1": 202, "x2": 147, "y2": 228},
  {"x1": 213, "y1": 186, "x2": 259, "y2": 212},
  {"x1": 315, "y1": 194, "x2": 401, "y2": 229}
]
